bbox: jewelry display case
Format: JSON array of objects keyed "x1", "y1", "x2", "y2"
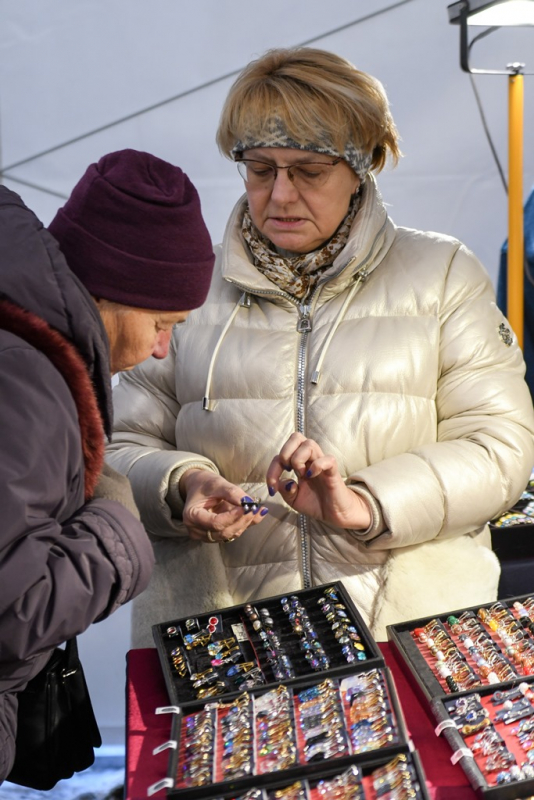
[
  {"x1": 147, "y1": 582, "x2": 433, "y2": 798},
  {"x1": 431, "y1": 683, "x2": 534, "y2": 798},
  {"x1": 388, "y1": 594, "x2": 534, "y2": 703},
  {"x1": 149, "y1": 666, "x2": 420, "y2": 799},
  {"x1": 152, "y1": 582, "x2": 383, "y2": 707},
  {"x1": 387, "y1": 593, "x2": 534, "y2": 797}
]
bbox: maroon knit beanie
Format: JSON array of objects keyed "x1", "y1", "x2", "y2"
[{"x1": 48, "y1": 149, "x2": 215, "y2": 311}]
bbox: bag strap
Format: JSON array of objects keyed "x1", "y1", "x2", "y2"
[{"x1": 63, "y1": 638, "x2": 79, "y2": 673}]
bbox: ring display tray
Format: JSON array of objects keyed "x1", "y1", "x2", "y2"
[
  {"x1": 149, "y1": 750, "x2": 429, "y2": 799},
  {"x1": 149, "y1": 665, "x2": 417, "y2": 799},
  {"x1": 431, "y1": 681, "x2": 534, "y2": 799},
  {"x1": 387, "y1": 593, "x2": 534, "y2": 705},
  {"x1": 387, "y1": 592, "x2": 534, "y2": 798},
  {"x1": 153, "y1": 582, "x2": 383, "y2": 708}
]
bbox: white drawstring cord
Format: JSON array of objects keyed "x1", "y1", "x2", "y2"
[
  {"x1": 202, "y1": 294, "x2": 247, "y2": 411},
  {"x1": 311, "y1": 274, "x2": 366, "y2": 385}
]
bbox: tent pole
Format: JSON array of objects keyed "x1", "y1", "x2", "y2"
[{"x1": 508, "y1": 69, "x2": 524, "y2": 349}]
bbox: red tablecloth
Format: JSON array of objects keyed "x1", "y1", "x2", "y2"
[{"x1": 126, "y1": 643, "x2": 476, "y2": 800}]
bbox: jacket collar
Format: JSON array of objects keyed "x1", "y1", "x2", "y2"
[
  {"x1": 0, "y1": 187, "x2": 113, "y2": 437},
  {"x1": 221, "y1": 174, "x2": 396, "y2": 301},
  {"x1": 0, "y1": 299, "x2": 104, "y2": 500}
]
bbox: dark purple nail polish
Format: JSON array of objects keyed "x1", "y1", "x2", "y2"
[
  {"x1": 285, "y1": 480, "x2": 295, "y2": 491},
  {"x1": 242, "y1": 495, "x2": 253, "y2": 502},
  {"x1": 268, "y1": 485, "x2": 275, "y2": 497},
  {"x1": 260, "y1": 508, "x2": 269, "y2": 516},
  {"x1": 306, "y1": 469, "x2": 313, "y2": 478}
]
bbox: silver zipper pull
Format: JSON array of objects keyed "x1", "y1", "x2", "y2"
[{"x1": 297, "y1": 305, "x2": 312, "y2": 333}]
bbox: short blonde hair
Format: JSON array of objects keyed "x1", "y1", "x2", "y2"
[{"x1": 216, "y1": 47, "x2": 400, "y2": 173}]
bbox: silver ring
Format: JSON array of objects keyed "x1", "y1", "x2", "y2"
[
  {"x1": 226, "y1": 537, "x2": 236, "y2": 543},
  {"x1": 206, "y1": 531, "x2": 215, "y2": 543}
]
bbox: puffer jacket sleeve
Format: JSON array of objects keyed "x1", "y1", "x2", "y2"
[
  {"x1": 0, "y1": 346, "x2": 154, "y2": 663},
  {"x1": 107, "y1": 335, "x2": 218, "y2": 537},
  {"x1": 350, "y1": 243, "x2": 534, "y2": 547}
]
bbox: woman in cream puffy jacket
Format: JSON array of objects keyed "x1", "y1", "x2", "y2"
[{"x1": 108, "y1": 47, "x2": 534, "y2": 646}]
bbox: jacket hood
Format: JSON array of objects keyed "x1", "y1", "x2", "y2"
[{"x1": 0, "y1": 186, "x2": 113, "y2": 435}]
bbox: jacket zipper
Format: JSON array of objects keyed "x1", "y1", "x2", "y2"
[
  {"x1": 227, "y1": 254, "x2": 373, "y2": 590},
  {"x1": 296, "y1": 298, "x2": 315, "y2": 589}
]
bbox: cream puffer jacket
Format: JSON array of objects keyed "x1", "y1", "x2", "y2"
[{"x1": 108, "y1": 176, "x2": 534, "y2": 646}]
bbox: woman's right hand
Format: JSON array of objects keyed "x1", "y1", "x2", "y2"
[{"x1": 180, "y1": 469, "x2": 268, "y2": 544}]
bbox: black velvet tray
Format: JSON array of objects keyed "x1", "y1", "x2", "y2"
[{"x1": 152, "y1": 581, "x2": 383, "y2": 707}]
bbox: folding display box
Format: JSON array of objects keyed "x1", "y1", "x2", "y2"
[
  {"x1": 387, "y1": 592, "x2": 534, "y2": 798},
  {"x1": 147, "y1": 664, "x2": 421, "y2": 799}
]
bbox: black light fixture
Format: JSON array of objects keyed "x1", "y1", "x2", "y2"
[
  {"x1": 448, "y1": 1, "x2": 534, "y2": 26},
  {"x1": 448, "y1": 0, "x2": 534, "y2": 347},
  {"x1": 448, "y1": 0, "x2": 534, "y2": 72}
]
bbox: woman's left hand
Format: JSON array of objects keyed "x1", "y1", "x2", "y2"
[{"x1": 266, "y1": 433, "x2": 371, "y2": 530}]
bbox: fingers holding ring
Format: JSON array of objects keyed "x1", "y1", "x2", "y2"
[{"x1": 206, "y1": 530, "x2": 216, "y2": 543}]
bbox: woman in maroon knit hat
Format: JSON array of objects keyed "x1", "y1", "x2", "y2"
[
  {"x1": 0, "y1": 148, "x2": 214, "y2": 787},
  {"x1": 48, "y1": 148, "x2": 215, "y2": 372}
]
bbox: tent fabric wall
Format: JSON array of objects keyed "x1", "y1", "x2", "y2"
[
  {"x1": 497, "y1": 186, "x2": 534, "y2": 400},
  {"x1": 2, "y1": 0, "x2": 534, "y2": 745}
]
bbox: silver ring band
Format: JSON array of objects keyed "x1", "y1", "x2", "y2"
[{"x1": 206, "y1": 530, "x2": 215, "y2": 543}]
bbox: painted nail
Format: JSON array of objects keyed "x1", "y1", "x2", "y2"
[
  {"x1": 242, "y1": 495, "x2": 253, "y2": 502},
  {"x1": 268, "y1": 485, "x2": 275, "y2": 497},
  {"x1": 260, "y1": 508, "x2": 269, "y2": 516},
  {"x1": 306, "y1": 469, "x2": 313, "y2": 478},
  {"x1": 285, "y1": 480, "x2": 295, "y2": 491},
  {"x1": 243, "y1": 507, "x2": 251, "y2": 514}
]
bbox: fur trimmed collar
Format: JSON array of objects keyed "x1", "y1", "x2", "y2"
[{"x1": 0, "y1": 299, "x2": 104, "y2": 500}]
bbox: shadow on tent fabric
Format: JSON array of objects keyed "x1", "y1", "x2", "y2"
[{"x1": 494, "y1": 185, "x2": 534, "y2": 599}]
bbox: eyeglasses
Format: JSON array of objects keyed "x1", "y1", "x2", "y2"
[{"x1": 236, "y1": 157, "x2": 342, "y2": 191}]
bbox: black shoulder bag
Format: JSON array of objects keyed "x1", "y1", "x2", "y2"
[{"x1": 7, "y1": 637, "x2": 102, "y2": 790}]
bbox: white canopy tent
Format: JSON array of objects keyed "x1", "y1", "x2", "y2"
[{"x1": 1, "y1": 0, "x2": 533, "y2": 744}]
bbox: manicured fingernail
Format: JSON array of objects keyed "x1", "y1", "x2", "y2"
[
  {"x1": 242, "y1": 495, "x2": 253, "y2": 502},
  {"x1": 306, "y1": 469, "x2": 313, "y2": 478},
  {"x1": 260, "y1": 508, "x2": 269, "y2": 516},
  {"x1": 285, "y1": 480, "x2": 295, "y2": 491},
  {"x1": 268, "y1": 485, "x2": 275, "y2": 497}
]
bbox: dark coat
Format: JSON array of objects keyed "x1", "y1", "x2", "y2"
[{"x1": 0, "y1": 187, "x2": 154, "y2": 781}]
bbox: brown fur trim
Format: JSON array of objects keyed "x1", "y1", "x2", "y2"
[{"x1": 0, "y1": 299, "x2": 104, "y2": 500}]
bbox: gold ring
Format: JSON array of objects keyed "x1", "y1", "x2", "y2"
[{"x1": 206, "y1": 531, "x2": 215, "y2": 543}]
